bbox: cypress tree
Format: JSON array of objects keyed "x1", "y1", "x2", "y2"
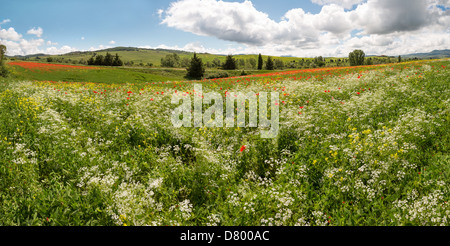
[{"x1": 257, "y1": 53, "x2": 263, "y2": 70}]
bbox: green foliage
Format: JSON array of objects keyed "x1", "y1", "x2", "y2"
[
  {"x1": 222, "y1": 55, "x2": 237, "y2": 70},
  {"x1": 0, "y1": 45, "x2": 8, "y2": 77},
  {"x1": 258, "y1": 53, "x2": 263, "y2": 70},
  {"x1": 265, "y1": 56, "x2": 274, "y2": 70},
  {"x1": 112, "y1": 53, "x2": 123, "y2": 66},
  {"x1": 94, "y1": 55, "x2": 104, "y2": 66},
  {"x1": 161, "y1": 53, "x2": 181, "y2": 68},
  {"x1": 314, "y1": 56, "x2": 325, "y2": 67},
  {"x1": 349, "y1": 50, "x2": 365, "y2": 66},
  {"x1": 185, "y1": 53, "x2": 205, "y2": 80},
  {"x1": 103, "y1": 53, "x2": 114, "y2": 66}
]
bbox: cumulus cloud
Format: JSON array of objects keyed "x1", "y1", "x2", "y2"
[
  {"x1": 160, "y1": 0, "x2": 450, "y2": 57},
  {"x1": 0, "y1": 27, "x2": 22, "y2": 41},
  {"x1": 109, "y1": 40, "x2": 116, "y2": 44},
  {"x1": 311, "y1": 0, "x2": 365, "y2": 9},
  {"x1": 162, "y1": 0, "x2": 277, "y2": 46},
  {"x1": 27, "y1": 27, "x2": 43, "y2": 37},
  {"x1": 0, "y1": 22, "x2": 77, "y2": 56}
]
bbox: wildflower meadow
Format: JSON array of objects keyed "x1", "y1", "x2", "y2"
[{"x1": 0, "y1": 59, "x2": 448, "y2": 226}]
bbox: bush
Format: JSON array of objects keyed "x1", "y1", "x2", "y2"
[
  {"x1": 0, "y1": 65, "x2": 8, "y2": 77},
  {"x1": 205, "y1": 72, "x2": 229, "y2": 79}
]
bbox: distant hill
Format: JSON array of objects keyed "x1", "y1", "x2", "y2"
[
  {"x1": 6, "y1": 46, "x2": 317, "y2": 67},
  {"x1": 6, "y1": 47, "x2": 449, "y2": 67},
  {"x1": 402, "y1": 49, "x2": 450, "y2": 59}
]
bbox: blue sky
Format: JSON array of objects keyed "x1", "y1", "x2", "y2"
[{"x1": 1, "y1": 0, "x2": 449, "y2": 57}]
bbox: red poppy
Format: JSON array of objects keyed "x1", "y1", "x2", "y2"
[{"x1": 240, "y1": 145, "x2": 246, "y2": 152}]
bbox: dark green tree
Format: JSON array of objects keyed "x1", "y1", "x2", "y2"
[
  {"x1": 398, "y1": 55, "x2": 402, "y2": 63},
  {"x1": 257, "y1": 53, "x2": 263, "y2": 70},
  {"x1": 104, "y1": 52, "x2": 114, "y2": 66},
  {"x1": 94, "y1": 55, "x2": 104, "y2": 66},
  {"x1": 87, "y1": 56, "x2": 95, "y2": 65},
  {"x1": 112, "y1": 53, "x2": 123, "y2": 66},
  {"x1": 349, "y1": 50, "x2": 365, "y2": 66},
  {"x1": 265, "y1": 56, "x2": 274, "y2": 70},
  {"x1": 223, "y1": 55, "x2": 236, "y2": 70},
  {"x1": 186, "y1": 52, "x2": 205, "y2": 80}
]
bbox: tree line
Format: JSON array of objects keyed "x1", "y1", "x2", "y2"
[{"x1": 87, "y1": 52, "x2": 123, "y2": 66}]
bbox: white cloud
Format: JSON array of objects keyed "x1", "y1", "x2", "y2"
[
  {"x1": 0, "y1": 22, "x2": 76, "y2": 56},
  {"x1": 311, "y1": 0, "x2": 366, "y2": 9},
  {"x1": 45, "y1": 45, "x2": 77, "y2": 55},
  {"x1": 27, "y1": 27, "x2": 43, "y2": 38},
  {"x1": 81, "y1": 37, "x2": 85, "y2": 40},
  {"x1": 0, "y1": 27, "x2": 22, "y2": 41},
  {"x1": 47, "y1": 40, "x2": 58, "y2": 46},
  {"x1": 0, "y1": 19, "x2": 11, "y2": 25},
  {"x1": 157, "y1": 9, "x2": 164, "y2": 18},
  {"x1": 109, "y1": 40, "x2": 116, "y2": 44},
  {"x1": 161, "y1": 0, "x2": 450, "y2": 57}
]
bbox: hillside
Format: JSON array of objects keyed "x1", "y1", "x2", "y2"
[
  {"x1": 402, "y1": 49, "x2": 450, "y2": 59},
  {"x1": 7, "y1": 47, "x2": 450, "y2": 69}
]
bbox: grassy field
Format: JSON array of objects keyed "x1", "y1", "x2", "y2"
[
  {"x1": 6, "y1": 61, "x2": 284, "y2": 84},
  {"x1": 0, "y1": 59, "x2": 448, "y2": 226}
]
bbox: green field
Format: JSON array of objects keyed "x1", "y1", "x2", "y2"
[
  {"x1": 0, "y1": 59, "x2": 449, "y2": 226},
  {"x1": 6, "y1": 61, "x2": 285, "y2": 84}
]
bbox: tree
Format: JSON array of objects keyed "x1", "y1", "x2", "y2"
[
  {"x1": 223, "y1": 55, "x2": 236, "y2": 70},
  {"x1": 257, "y1": 53, "x2": 263, "y2": 70},
  {"x1": 247, "y1": 58, "x2": 256, "y2": 69},
  {"x1": 112, "y1": 53, "x2": 123, "y2": 66},
  {"x1": 180, "y1": 57, "x2": 190, "y2": 68},
  {"x1": 212, "y1": 58, "x2": 221, "y2": 68},
  {"x1": 314, "y1": 56, "x2": 325, "y2": 67},
  {"x1": 349, "y1": 50, "x2": 365, "y2": 66},
  {"x1": 274, "y1": 59, "x2": 284, "y2": 70},
  {"x1": 161, "y1": 53, "x2": 180, "y2": 67},
  {"x1": 186, "y1": 53, "x2": 205, "y2": 80},
  {"x1": 104, "y1": 52, "x2": 114, "y2": 66},
  {"x1": 87, "y1": 56, "x2": 95, "y2": 65},
  {"x1": 0, "y1": 44, "x2": 8, "y2": 77},
  {"x1": 94, "y1": 55, "x2": 104, "y2": 66},
  {"x1": 398, "y1": 55, "x2": 402, "y2": 63},
  {"x1": 265, "y1": 56, "x2": 274, "y2": 70}
]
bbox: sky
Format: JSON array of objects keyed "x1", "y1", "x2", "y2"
[{"x1": 0, "y1": 0, "x2": 449, "y2": 57}]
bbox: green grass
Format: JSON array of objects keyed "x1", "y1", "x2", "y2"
[{"x1": 0, "y1": 59, "x2": 448, "y2": 226}]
